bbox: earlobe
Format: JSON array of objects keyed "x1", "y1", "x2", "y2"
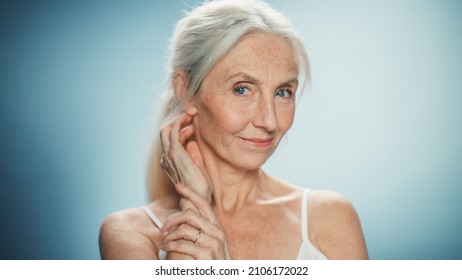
[{"x1": 184, "y1": 103, "x2": 198, "y2": 116}]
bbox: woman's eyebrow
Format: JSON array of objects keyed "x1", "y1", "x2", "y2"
[
  {"x1": 225, "y1": 71, "x2": 262, "y2": 84},
  {"x1": 226, "y1": 72, "x2": 299, "y2": 87},
  {"x1": 278, "y1": 78, "x2": 299, "y2": 87}
]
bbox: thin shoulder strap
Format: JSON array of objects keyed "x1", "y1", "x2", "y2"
[
  {"x1": 141, "y1": 206, "x2": 168, "y2": 260},
  {"x1": 141, "y1": 206, "x2": 163, "y2": 229},
  {"x1": 300, "y1": 188, "x2": 310, "y2": 242}
]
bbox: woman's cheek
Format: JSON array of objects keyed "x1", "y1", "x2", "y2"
[
  {"x1": 193, "y1": 103, "x2": 245, "y2": 140},
  {"x1": 276, "y1": 104, "x2": 295, "y2": 132},
  {"x1": 218, "y1": 104, "x2": 250, "y2": 132}
]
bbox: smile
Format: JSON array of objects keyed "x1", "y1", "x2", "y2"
[{"x1": 239, "y1": 137, "x2": 273, "y2": 148}]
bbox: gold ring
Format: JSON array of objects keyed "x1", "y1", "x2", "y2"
[
  {"x1": 160, "y1": 155, "x2": 167, "y2": 166},
  {"x1": 194, "y1": 230, "x2": 202, "y2": 244}
]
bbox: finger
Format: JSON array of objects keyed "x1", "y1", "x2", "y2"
[
  {"x1": 160, "y1": 113, "x2": 190, "y2": 152},
  {"x1": 160, "y1": 119, "x2": 204, "y2": 187},
  {"x1": 185, "y1": 140, "x2": 204, "y2": 169},
  {"x1": 179, "y1": 112, "x2": 193, "y2": 130},
  {"x1": 161, "y1": 207, "x2": 216, "y2": 237},
  {"x1": 161, "y1": 208, "x2": 226, "y2": 246},
  {"x1": 175, "y1": 183, "x2": 216, "y2": 223},
  {"x1": 161, "y1": 239, "x2": 225, "y2": 260},
  {"x1": 171, "y1": 113, "x2": 191, "y2": 148},
  {"x1": 159, "y1": 146, "x2": 181, "y2": 184},
  {"x1": 160, "y1": 119, "x2": 185, "y2": 184},
  {"x1": 163, "y1": 223, "x2": 201, "y2": 244},
  {"x1": 179, "y1": 197, "x2": 199, "y2": 213},
  {"x1": 179, "y1": 124, "x2": 195, "y2": 145},
  {"x1": 171, "y1": 229, "x2": 221, "y2": 250},
  {"x1": 159, "y1": 123, "x2": 173, "y2": 153},
  {"x1": 167, "y1": 113, "x2": 192, "y2": 166}
]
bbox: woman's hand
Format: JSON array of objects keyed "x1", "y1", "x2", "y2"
[
  {"x1": 160, "y1": 112, "x2": 218, "y2": 259},
  {"x1": 159, "y1": 112, "x2": 212, "y2": 201},
  {"x1": 161, "y1": 184, "x2": 230, "y2": 260}
]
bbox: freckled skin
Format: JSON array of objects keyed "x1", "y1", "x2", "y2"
[
  {"x1": 100, "y1": 33, "x2": 369, "y2": 261},
  {"x1": 192, "y1": 33, "x2": 299, "y2": 172}
]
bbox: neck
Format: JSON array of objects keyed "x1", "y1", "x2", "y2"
[
  {"x1": 212, "y1": 169, "x2": 265, "y2": 213},
  {"x1": 203, "y1": 154, "x2": 267, "y2": 213}
]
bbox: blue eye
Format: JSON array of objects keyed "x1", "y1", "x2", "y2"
[
  {"x1": 275, "y1": 88, "x2": 293, "y2": 98},
  {"x1": 234, "y1": 86, "x2": 248, "y2": 95}
]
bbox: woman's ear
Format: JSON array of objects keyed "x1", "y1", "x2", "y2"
[
  {"x1": 172, "y1": 71, "x2": 188, "y2": 103},
  {"x1": 172, "y1": 71, "x2": 198, "y2": 116}
]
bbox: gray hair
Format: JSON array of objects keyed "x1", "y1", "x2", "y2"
[
  {"x1": 148, "y1": 0, "x2": 309, "y2": 200},
  {"x1": 161, "y1": 0, "x2": 309, "y2": 124}
]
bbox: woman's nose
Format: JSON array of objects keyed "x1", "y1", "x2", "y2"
[{"x1": 252, "y1": 94, "x2": 277, "y2": 132}]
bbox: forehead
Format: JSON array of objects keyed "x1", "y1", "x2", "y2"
[{"x1": 209, "y1": 32, "x2": 298, "y2": 80}]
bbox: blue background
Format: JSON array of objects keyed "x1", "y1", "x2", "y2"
[{"x1": 1, "y1": 0, "x2": 461, "y2": 259}]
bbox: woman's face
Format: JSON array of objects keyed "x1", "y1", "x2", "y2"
[{"x1": 191, "y1": 32, "x2": 298, "y2": 171}]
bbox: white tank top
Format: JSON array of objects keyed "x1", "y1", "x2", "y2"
[{"x1": 141, "y1": 188, "x2": 327, "y2": 260}]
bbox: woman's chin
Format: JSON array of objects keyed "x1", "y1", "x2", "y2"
[{"x1": 230, "y1": 156, "x2": 270, "y2": 171}]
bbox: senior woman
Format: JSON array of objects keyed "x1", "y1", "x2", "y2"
[{"x1": 99, "y1": 0, "x2": 368, "y2": 260}]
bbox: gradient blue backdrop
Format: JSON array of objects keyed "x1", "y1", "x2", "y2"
[{"x1": 1, "y1": 0, "x2": 461, "y2": 259}]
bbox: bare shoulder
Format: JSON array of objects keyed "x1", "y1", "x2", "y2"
[
  {"x1": 99, "y1": 207, "x2": 159, "y2": 259},
  {"x1": 99, "y1": 196, "x2": 178, "y2": 260},
  {"x1": 308, "y1": 190, "x2": 369, "y2": 260},
  {"x1": 309, "y1": 190, "x2": 355, "y2": 214}
]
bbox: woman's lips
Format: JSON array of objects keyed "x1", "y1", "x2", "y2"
[{"x1": 239, "y1": 137, "x2": 273, "y2": 147}]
